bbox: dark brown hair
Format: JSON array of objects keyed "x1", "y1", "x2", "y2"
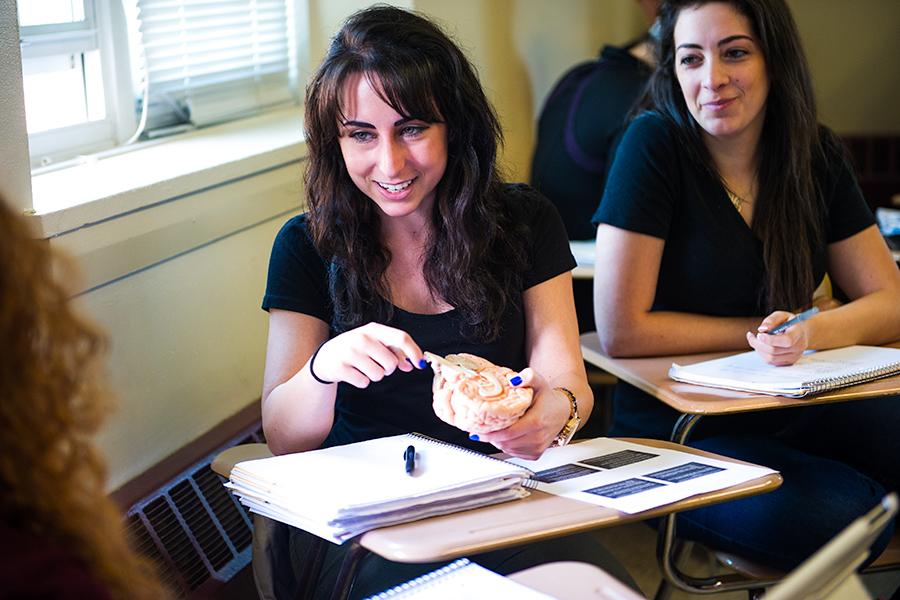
[
  {"x1": 0, "y1": 200, "x2": 168, "y2": 598},
  {"x1": 645, "y1": 0, "x2": 826, "y2": 311},
  {"x1": 304, "y1": 5, "x2": 527, "y2": 340}
]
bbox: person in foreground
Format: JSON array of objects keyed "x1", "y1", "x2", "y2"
[
  {"x1": 592, "y1": 0, "x2": 900, "y2": 571},
  {"x1": 261, "y1": 5, "x2": 634, "y2": 598},
  {"x1": 0, "y1": 199, "x2": 167, "y2": 598}
]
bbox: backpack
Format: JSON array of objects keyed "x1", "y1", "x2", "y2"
[{"x1": 530, "y1": 45, "x2": 651, "y2": 241}]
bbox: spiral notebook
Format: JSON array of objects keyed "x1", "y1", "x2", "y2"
[
  {"x1": 669, "y1": 345, "x2": 900, "y2": 397},
  {"x1": 363, "y1": 558, "x2": 554, "y2": 599},
  {"x1": 225, "y1": 433, "x2": 534, "y2": 543}
]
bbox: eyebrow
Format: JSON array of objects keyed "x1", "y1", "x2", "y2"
[
  {"x1": 340, "y1": 117, "x2": 416, "y2": 128},
  {"x1": 676, "y1": 35, "x2": 754, "y2": 51}
]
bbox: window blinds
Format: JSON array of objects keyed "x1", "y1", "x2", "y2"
[{"x1": 133, "y1": 0, "x2": 296, "y2": 134}]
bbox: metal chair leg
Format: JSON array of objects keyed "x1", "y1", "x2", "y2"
[{"x1": 329, "y1": 538, "x2": 370, "y2": 600}]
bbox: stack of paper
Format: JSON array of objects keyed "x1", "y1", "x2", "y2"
[{"x1": 226, "y1": 433, "x2": 533, "y2": 543}]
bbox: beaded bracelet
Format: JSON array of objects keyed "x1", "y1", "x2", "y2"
[{"x1": 308, "y1": 341, "x2": 335, "y2": 385}]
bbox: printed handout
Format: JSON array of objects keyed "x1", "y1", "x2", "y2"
[{"x1": 507, "y1": 438, "x2": 777, "y2": 514}]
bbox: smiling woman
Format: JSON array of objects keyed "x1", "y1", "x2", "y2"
[
  {"x1": 592, "y1": 0, "x2": 900, "y2": 575},
  {"x1": 337, "y1": 73, "x2": 448, "y2": 224},
  {"x1": 255, "y1": 5, "x2": 638, "y2": 598}
]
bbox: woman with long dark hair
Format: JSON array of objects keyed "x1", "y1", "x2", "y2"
[
  {"x1": 261, "y1": 6, "x2": 633, "y2": 597},
  {"x1": 593, "y1": 0, "x2": 900, "y2": 570}
]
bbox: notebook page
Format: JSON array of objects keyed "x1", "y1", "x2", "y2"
[{"x1": 669, "y1": 345, "x2": 900, "y2": 396}]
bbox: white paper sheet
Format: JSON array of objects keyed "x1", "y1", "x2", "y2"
[{"x1": 507, "y1": 438, "x2": 777, "y2": 514}]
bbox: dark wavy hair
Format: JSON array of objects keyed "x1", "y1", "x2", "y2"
[
  {"x1": 644, "y1": 0, "x2": 826, "y2": 312},
  {"x1": 304, "y1": 5, "x2": 527, "y2": 341},
  {"x1": 0, "y1": 200, "x2": 168, "y2": 598}
]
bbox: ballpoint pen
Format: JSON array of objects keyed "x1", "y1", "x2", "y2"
[
  {"x1": 768, "y1": 307, "x2": 819, "y2": 334},
  {"x1": 404, "y1": 445, "x2": 416, "y2": 475}
]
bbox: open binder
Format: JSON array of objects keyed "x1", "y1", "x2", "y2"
[
  {"x1": 225, "y1": 433, "x2": 534, "y2": 544},
  {"x1": 669, "y1": 345, "x2": 900, "y2": 398}
]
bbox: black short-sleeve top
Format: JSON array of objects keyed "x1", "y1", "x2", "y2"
[
  {"x1": 263, "y1": 183, "x2": 575, "y2": 449},
  {"x1": 591, "y1": 112, "x2": 875, "y2": 438},
  {"x1": 593, "y1": 112, "x2": 874, "y2": 317}
]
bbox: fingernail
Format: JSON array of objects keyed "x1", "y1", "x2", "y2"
[
  {"x1": 509, "y1": 375, "x2": 522, "y2": 386},
  {"x1": 418, "y1": 359, "x2": 427, "y2": 369},
  {"x1": 469, "y1": 434, "x2": 480, "y2": 441}
]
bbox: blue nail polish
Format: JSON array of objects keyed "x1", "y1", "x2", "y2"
[
  {"x1": 510, "y1": 375, "x2": 522, "y2": 386},
  {"x1": 469, "y1": 434, "x2": 479, "y2": 441},
  {"x1": 418, "y1": 359, "x2": 427, "y2": 369}
]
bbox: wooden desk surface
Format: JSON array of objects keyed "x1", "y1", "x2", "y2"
[
  {"x1": 581, "y1": 332, "x2": 900, "y2": 415},
  {"x1": 359, "y1": 438, "x2": 781, "y2": 563}
]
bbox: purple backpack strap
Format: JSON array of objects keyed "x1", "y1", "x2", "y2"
[{"x1": 563, "y1": 61, "x2": 610, "y2": 174}]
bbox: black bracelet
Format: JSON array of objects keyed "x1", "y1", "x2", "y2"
[{"x1": 308, "y1": 341, "x2": 335, "y2": 385}]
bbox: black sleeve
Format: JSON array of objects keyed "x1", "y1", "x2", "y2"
[
  {"x1": 261, "y1": 214, "x2": 332, "y2": 323},
  {"x1": 506, "y1": 184, "x2": 577, "y2": 289},
  {"x1": 591, "y1": 113, "x2": 682, "y2": 239},
  {"x1": 820, "y1": 133, "x2": 876, "y2": 243}
]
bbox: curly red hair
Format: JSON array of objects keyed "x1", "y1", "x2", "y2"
[{"x1": 0, "y1": 200, "x2": 167, "y2": 598}]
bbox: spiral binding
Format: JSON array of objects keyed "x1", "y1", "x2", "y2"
[
  {"x1": 366, "y1": 558, "x2": 472, "y2": 598},
  {"x1": 406, "y1": 432, "x2": 536, "y2": 477},
  {"x1": 804, "y1": 361, "x2": 900, "y2": 395}
]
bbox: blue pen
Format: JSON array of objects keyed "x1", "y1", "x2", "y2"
[
  {"x1": 768, "y1": 307, "x2": 819, "y2": 334},
  {"x1": 404, "y1": 445, "x2": 416, "y2": 475}
]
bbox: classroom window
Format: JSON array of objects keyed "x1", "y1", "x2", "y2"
[{"x1": 19, "y1": 0, "x2": 303, "y2": 170}]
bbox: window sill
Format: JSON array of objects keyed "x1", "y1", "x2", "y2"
[{"x1": 31, "y1": 107, "x2": 307, "y2": 238}]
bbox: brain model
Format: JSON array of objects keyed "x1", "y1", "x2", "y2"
[{"x1": 427, "y1": 352, "x2": 533, "y2": 434}]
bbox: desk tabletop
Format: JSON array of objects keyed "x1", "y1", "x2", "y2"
[
  {"x1": 580, "y1": 332, "x2": 900, "y2": 415},
  {"x1": 509, "y1": 561, "x2": 644, "y2": 599},
  {"x1": 359, "y1": 438, "x2": 781, "y2": 563}
]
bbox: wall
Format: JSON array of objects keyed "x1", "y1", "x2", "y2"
[
  {"x1": 415, "y1": 0, "x2": 645, "y2": 181},
  {"x1": 0, "y1": 0, "x2": 32, "y2": 210},
  {"x1": 790, "y1": 0, "x2": 900, "y2": 134}
]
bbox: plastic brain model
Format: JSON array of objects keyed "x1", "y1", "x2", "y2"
[{"x1": 427, "y1": 352, "x2": 534, "y2": 434}]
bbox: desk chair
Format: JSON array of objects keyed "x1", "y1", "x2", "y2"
[
  {"x1": 579, "y1": 331, "x2": 900, "y2": 599},
  {"x1": 765, "y1": 493, "x2": 897, "y2": 600},
  {"x1": 212, "y1": 444, "x2": 328, "y2": 600}
]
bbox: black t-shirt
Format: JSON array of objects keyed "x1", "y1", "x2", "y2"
[
  {"x1": 531, "y1": 44, "x2": 652, "y2": 241},
  {"x1": 263, "y1": 183, "x2": 575, "y2": 449},
  {"x1": 592, "y1": 112, "x2": 875, "y2": 438}
]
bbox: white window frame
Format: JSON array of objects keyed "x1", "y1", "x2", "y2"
[{"x1": 20, "y1": 0, "x2": 136, "y2": 168}]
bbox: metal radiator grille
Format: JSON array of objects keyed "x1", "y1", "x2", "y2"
[{"x1": 126, "y1": 427, "x2": 263, "y2": 597}]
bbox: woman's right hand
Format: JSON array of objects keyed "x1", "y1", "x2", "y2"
[{"x1": 311, "y1": 323, "x2": 427, "y2": 388}]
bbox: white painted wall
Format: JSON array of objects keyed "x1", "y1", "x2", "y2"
[
  {"x1": 0, "y1": 0, "x2": 896, "y2": 489},
  {"x1": 0, "y1": 0, "x2": 32, "y2": 211}
]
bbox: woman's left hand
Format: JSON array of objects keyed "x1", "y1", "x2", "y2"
[
  {"x1": 474, "y1": 368, "x2": 571, "y2": 460},
  {"x1": 746, "y1": 310, "x2": 809, "y2": 366}
]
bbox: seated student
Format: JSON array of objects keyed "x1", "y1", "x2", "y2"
[
  {"x1": 593, "y1": 0, "x2": 900, "y2": 571},
  {"x1": 260, "y1": 6, "x2": 636, "y2": 598},
  {"x1": 0, "y1": 199, "x2": 167, "y2": 598},
  {"x1": 531, "y1": 0, "x2": 659, "y2": 334}
]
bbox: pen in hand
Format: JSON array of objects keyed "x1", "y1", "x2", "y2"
[
  {"x1": 767, "y1": 307, "x2": 819, "y2": 335},
  {"x1": 404, "y1": 445, "x2": 416, "y2": 476}
]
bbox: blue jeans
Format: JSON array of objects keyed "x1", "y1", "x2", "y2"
[{"x1": 669, "y1": 396, "x2": 898, "y2": 572}]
